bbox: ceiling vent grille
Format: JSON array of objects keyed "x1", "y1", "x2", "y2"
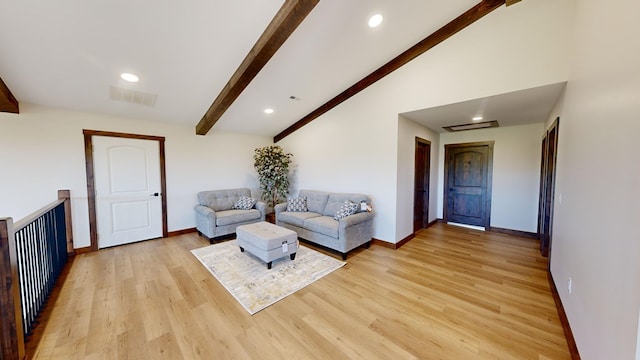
[
  {"x1": 443, "y1": 120, "x2": 499, "y2": 132},
  {"x1": 109, "y1": 86, "x2": 157, "y2": 107}
]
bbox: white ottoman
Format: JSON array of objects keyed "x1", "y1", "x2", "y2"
[{"x1": 236, "y1": 221, "x2": 298, "y2": 269}]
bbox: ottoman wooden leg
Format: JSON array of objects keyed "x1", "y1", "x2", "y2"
[
  {"x1": 290, "y1": 253, "x2": 296, "y2": 260},
  {"x1": 267, "y1": 261, "x2": 272, "y2": 270}
]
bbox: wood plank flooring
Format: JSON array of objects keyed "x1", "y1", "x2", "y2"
[{"x1": 29, "y1": 223, "x2": 570, "y2": 359}]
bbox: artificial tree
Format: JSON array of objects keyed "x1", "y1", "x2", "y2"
[{"x1": 253, "y1": 145, "x2": 293, "y2": 208}]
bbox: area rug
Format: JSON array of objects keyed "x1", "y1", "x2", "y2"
[{"x1": 191, "y1": 240, "x2": 345, "y2": 314}]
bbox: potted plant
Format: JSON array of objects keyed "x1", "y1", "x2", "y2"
[{"x1": 253, "y1": 145, "x2": 293, "y2": 209}]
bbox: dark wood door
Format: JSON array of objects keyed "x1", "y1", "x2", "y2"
[
  {"x1": 444, "y1": 142, "x2": 493, "y2": 228},
  {"x1": 538, "y1": 118, "x2": 559, "y2": 257},
  {"x1": 413, "y1": 138, "x2": 431, "y2": 232}
]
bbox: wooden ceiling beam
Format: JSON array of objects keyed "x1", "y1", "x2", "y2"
[
  {"x1": 274, "y1": 0, "x2": 506, "y2": 143},
  {"x1": 0, "y1": 76, "x2": 19, "y2": 114},
  {"x1": 195, "y1": 0, "x2": 319, "y2": 135}
]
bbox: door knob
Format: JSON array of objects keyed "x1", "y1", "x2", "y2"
[{"x1": 151, "y1": 192, "x2": 160, "y2": 197}]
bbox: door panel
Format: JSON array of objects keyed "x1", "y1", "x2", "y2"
[
  {"x1": 453, "y1": 151, "x2": 484, "y2": 187},
  {"x1": 414, "y1": 138, "x2": 431, "y2": 232},
  {"x1": 452, "y1": 193, "x2": 482, "y2": 219},
  {"x1": 112, "y1": 201, "x2": 152, "y2": 232},
  {"x1": 445, "y1": 143, "x2": 493, "y2": 228},
  {"x1": 93, "y1": 137, "x2": 163, "y2": 248}
]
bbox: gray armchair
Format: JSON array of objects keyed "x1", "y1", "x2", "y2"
[{"x1": 194, "y1": 188, "x2": 266, "y2": 242}]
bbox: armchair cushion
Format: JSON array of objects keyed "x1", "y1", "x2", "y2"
[
  {"x1": 299, "y1": 190, "x2": 329, "y2": 214},
  {"x1": 216, "y1": 209, "x2": 261, "y2": 226},
  {"x1": 304, "y1": 216, "x2": 339, "y2": 238},
  {"x1": 278, "y1": 211, "x2": 321, "y2": 227}
]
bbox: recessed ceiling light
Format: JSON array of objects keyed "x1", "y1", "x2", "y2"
[
  {"x1": 121, "y1": 73, "x2": 139, "y2": 82},
  {"x1": 264, "y1": 108, "x2": 274, "y2": 114},
  {"x1": 368, "y1": 14, "x2": 383, "y2": 28},
  {"x1": 472, "y1": 116, "x2": 483, "y2": 121}
]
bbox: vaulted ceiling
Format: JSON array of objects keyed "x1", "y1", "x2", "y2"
[{"x1": 0, "y1": 1, "x2": 556, "y2": 139}]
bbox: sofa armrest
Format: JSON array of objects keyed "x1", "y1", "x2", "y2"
[
  {"x1": 274, "y1": 202, "x2": 288, "y2": 215},
  {"x1": 255, "y1": 201, "x2": 267, "y2": 220},
  {"x1": 194, "y1": 205, "x2": 216, "y2": 219},
  {"x1": 194, "y1": 204, "x2": 217, "y2": 238},
  {"x1": 339, "y1": 211, "x2": 374, "y2": 228}
]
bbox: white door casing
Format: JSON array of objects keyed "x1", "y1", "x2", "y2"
[{"x1": 92, "y1": 136, "x2": 163, "y2": 248}]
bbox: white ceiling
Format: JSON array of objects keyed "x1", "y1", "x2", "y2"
[
  {"x1": 0, "y1": 1, "x2": 561, "y2": 138},
  {"x1": 401, "y1": 82, "x2": 567, "y2": 133}
]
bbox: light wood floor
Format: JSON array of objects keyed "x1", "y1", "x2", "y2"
[{"x1": 30, "y1": 223, "x2": 570, "y2": 359}]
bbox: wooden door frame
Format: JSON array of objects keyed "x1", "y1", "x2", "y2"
[
  {"x1": 413, "y1": 137, "x2": 431, "y2": 232},
  {"x1": 537, "y1": 136, "x2": 548, "y2": 236},
  {"x1": 538, "y1": 117, "x2": 559, "y2": 258},
  {"x1": 443, "y1": 141, "x2": 494, "y2": 228},
  {"x1": 83, "y1": 130, "x2": 168, "y2": 251}
]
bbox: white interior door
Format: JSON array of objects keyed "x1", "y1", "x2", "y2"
[{"x1": 93, "y1": 136, "x2": 163, "y2": 248}]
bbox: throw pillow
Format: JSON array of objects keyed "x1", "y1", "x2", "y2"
[
  {"x1": 286, "y1": 197, "x2": 308, "y2": 212},
  {"x1": 233, "y1": 196, "x2": 256, "y2": 210},
  {"x1": 334, "y1": 200, "x2": 358, "y2": 220}
]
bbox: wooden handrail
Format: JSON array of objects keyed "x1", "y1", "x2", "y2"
[
  {"x1": 13, "y1": 199, "x2": 64, "y2": 231},
  {"x1": 0, "y1": 217, "x2": 26, "y2": 360}
]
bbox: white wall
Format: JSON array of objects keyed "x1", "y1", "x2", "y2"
[
  {"x1": 278, "y1": 0, "x2": 573, "y2": 242},
  {"x1": 396, "y1": 115, "x2": 440, "y2": 241},
  {"x1": 549, "y1": 0, "x2": 640, "y2": 358},
  {"x1": 437, "y1": 123, "x2": 544, "y2": 232},
  {"x1": 0, "y1": 103, "x2": 272, "y2": 248}
]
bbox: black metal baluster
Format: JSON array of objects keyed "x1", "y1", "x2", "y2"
[{"x1": 13, "y1": 204, "x2": 70, "y2": 338}]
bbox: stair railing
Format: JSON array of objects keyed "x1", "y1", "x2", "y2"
[{"x1": 0, "y1": 190, "x2": 74, "y2": 360}]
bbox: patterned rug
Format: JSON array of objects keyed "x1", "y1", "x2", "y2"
[{"x1": 191, "y1": 240, "x2": 345, "y2": 315}]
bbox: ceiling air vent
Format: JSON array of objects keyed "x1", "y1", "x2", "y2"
[
  {"x1": 443, "y1": 120, "x2": 499, "y2": 132},
  {"x1": 109, "y1": 86, "x2": 157, "y2": 107}
]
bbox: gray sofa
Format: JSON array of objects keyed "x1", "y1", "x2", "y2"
[
  {"x1": 194, "y1": 188, "x2": 266, "y2": 242},
  {"x1": 275, "y1": 190, "x2": 374, "y2": 259}
]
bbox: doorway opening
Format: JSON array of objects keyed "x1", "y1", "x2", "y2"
[
  {"x1": 537, "y1": 118, "x2": 559, "y2": 258},
  {"x1": 413, "y1": 137, "x2": 431, "y2": 232}
]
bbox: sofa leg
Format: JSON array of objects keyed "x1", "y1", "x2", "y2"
[
  {"x1": 267, "y1": 261, "x2": 272, "y2": 270},
  {"x1": 364, "y1": 241, "x2": 371, "y2": 249},
  {"x1": 341, "y1": 253, "x2": 347, "y2": 261},
  {"x1": 239, "y1": 246, "x2": 244, "y2": 252},
  {"x1": 290, "y1": 253, "x2": 296, "y2": 260}
]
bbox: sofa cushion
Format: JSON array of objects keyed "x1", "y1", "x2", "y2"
[
  {"x1": 298, "y1": 190, "x2": 329, "y2": 214},
  {"x1": 323, "y1": 193, "x2": 371, "y2": 216},
  {"x1": 278, "y1": 211, "x2": 321, "y2": 227},
  {"x1": 304, "y1": 216, "x2": 339, "y2": 238},
  {"x1": 232, "y1": 196, "x2": 256, "y2": 210},
  {"x1": 286, "y1": 197, "x2": 307, "y2": 212},
  {"x1": 334, "y1": 200, "x2": 359, "y2": 220},
  {"x1": 215, "y1": 209, "x2": 261, "y2": 226},
  {"x1": 198, "y1": 188, "x2": 251, "y2": 211}
]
